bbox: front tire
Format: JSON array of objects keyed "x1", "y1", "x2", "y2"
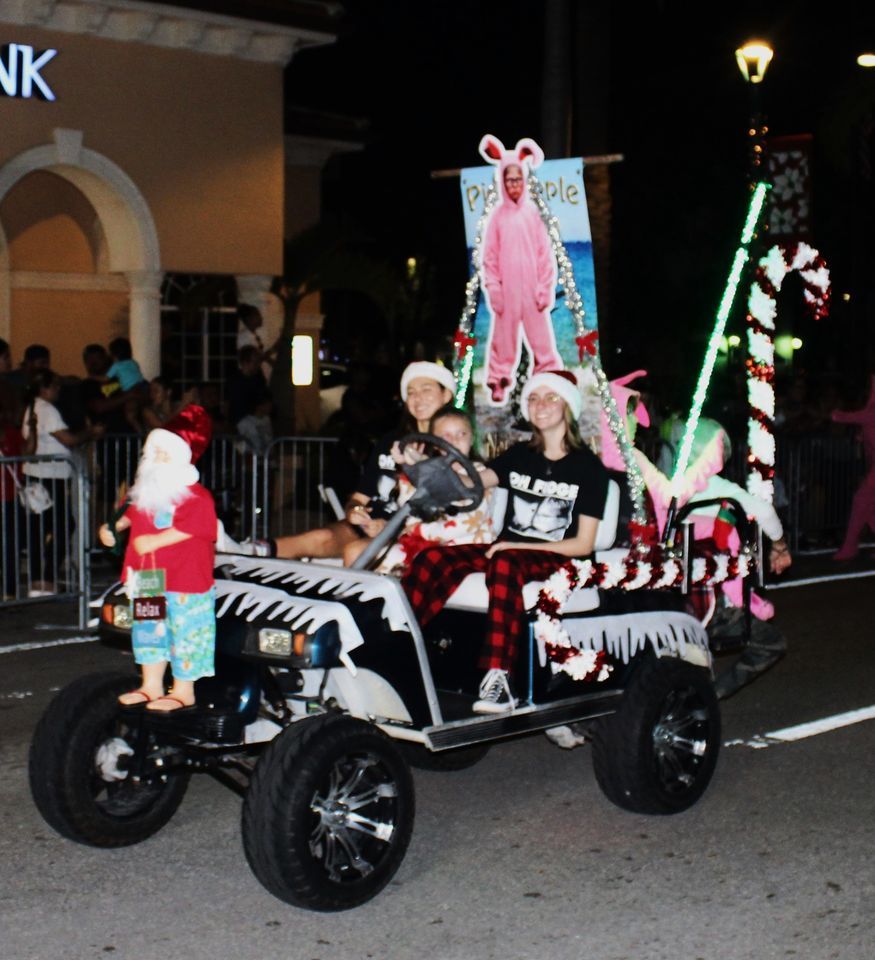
[
  {"x1": 242, "y1": 713, "x2": 415, "y2": 911},
  {"x1": 592, "y1": 656, "x2": 720, "y2": 814},
  {"x1": 29, "y1": 672, "x2": 190, "y2": 846}
]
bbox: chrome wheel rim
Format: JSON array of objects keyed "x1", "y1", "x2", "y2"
[
  {"x1": 309, "y1": 752, "x2": 399, "y2": 883},
  {"x1": 651, "y1": 687, "x2": 711, "y2": 795}
]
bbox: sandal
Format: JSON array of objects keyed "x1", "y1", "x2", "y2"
[
  {"x1": 146, "y1": 696, "x2": 196, "y2": 713},
  {"x1": 118, "y1": 689, "x2": 153, "y2": 707}
]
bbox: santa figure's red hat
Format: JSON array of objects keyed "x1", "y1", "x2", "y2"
[{"x1": 164, "y1": 404, "x2": 212, "y2": 463}]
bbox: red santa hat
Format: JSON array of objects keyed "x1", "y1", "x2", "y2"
[
  {"x1": 164, "y1": 404, "x2": 212, "y2": 463},
  {"x1": 520, "y1": 370, "x2": 582, "y2": 421},
  {"x1": 400, "y1": 361, "x2": 457, "y2": 400}
]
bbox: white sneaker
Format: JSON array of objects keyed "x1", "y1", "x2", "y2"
[
  {"x1": 473, "y1": 668, "x2": 517, "y2": 714},
  {"x1": 238, "y1": 538, "x2": 272, "y2": 557},
  {"x1": 544, "y1": 725, "x2": 588, "y2": 750}
]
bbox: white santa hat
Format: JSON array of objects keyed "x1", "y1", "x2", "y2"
[
  {"x1": 142, "y1": 428, "x2": 199, "y2": 486},
  {"x1": 520, "y1": 370, "x2": 582, "y2": 421},
  {"x1": 400, "y1": 361, "x2": 457, "y2": 400}
]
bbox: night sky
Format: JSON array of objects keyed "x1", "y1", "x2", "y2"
[{"x1": 285, "y1": 0, "x2": 874, "y2": 405}]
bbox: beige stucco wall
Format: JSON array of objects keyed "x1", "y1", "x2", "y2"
[
  {"x1": 10, "y1": 288, "x2": 129, "y2": 376},
  {"x1": 284, "y1": 164, "x2": 322, "y2": 240},
  {"x1": 0, "y1": 22, "x2": 285, "y2": 277},
  {"x1": 2, "y1": 169, "x2": 127, "y2": 374}
]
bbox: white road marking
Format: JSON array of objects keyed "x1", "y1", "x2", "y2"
[
  {"x1": 726, "y1": 705, "x2": 875, "y2": 749},
  {"x1": 0, "y1": 690, "x2": 33, "y2": 700},
  {"x1": 0, "y1": 635, "x2": 98, "y2": 655},
  {"x1": 770, "y1": 569, "x2": 875, "y2": 590}
]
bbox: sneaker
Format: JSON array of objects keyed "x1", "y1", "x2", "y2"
[
  {"x1": 544, "y1": 724, "x2": 588, "y2": 750},
  {"x1": 473, "y1": 668, "x2": 517, "y2": 714},
  {"x1": 237, "y1": 538, "x2": 273, "y2": 558}
]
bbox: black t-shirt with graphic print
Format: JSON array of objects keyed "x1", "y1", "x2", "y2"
[{"x1": 489, "y1": 442, "x2": 609, "y2": 547}]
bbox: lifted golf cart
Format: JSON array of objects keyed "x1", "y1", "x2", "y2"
[{"x1": 29, "y1": 437, "x2": 751, "y2": 911}]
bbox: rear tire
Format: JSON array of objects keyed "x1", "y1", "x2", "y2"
[
  {"x1": 242, "y1": 713, "x2": 415, "y2": 911},
  {"x1": 592, "y1": 656, "x2": 720, "y2": 814},
  {"x1": 29, "y1": 672, "x2": 189, "y2": 846}
]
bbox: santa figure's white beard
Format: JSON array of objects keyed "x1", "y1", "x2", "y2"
[{"x1": 129, "y1": 460, "x2": 195, "y2": 517}]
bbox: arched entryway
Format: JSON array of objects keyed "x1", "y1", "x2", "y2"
[{"x1": 0, "y1": 128, "x2": 162, "y2": 376}]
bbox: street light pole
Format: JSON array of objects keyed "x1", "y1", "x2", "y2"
[{"x1": 735, "y1": 41, "x2": 774, "y2": 186}]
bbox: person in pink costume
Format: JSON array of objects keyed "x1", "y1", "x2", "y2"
[
  {"x1": 832, "y1": 375, "x2": 875, "y2": 560},
  {"x1": 479, "y1": 135, "x2": 562, "y2": 404},
  {"x1": 599, "y1": 376, "x2": 792, "y2": 697},
  {"x1": 599, "y1": 369, "x2": 651, "y2": 473}
]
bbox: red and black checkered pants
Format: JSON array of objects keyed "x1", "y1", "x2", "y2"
[{"x1": 402, "y1": 543, "x2": 567, "y2": 672}]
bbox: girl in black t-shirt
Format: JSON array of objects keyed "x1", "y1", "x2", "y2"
[{"x1": 402, "y1": 370, "x2": 609, "y2": 714}]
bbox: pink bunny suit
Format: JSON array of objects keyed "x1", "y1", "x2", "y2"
[{"x1": 480, "y1": 138, "x2": 562, "y2": 401}]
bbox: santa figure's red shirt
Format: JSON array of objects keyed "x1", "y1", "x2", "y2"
[{"x1": 123, "y1": 483, "x2": 217, "y2": 594}]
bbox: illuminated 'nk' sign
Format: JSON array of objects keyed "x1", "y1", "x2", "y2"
[{"x1": 0, "y1": 43, "x2": 58, "y2": 101}]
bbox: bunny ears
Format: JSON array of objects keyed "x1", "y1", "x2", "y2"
[{"x1": 478, "y1": 134, "x2": 545, "y2": 171}]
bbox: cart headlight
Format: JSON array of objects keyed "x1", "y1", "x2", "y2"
[
  {"x1": 256, "y1": 624, "x2": 341, "y2": 667},
  {"x1": 258, "y1": 628, "x2": 293, "y2": 656},
  {"x1": 102, "y1": 603, "x2": 132, "y2": 630}
]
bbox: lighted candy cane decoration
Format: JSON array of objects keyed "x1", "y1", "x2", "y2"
[{"x1": 746, "y1": 242, "x2": 831, "y2": 502}]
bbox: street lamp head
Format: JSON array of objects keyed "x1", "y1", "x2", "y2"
[
  {"x1": 858, "y1": 53, "x2": 875, "y2": 68},
  {"x1": 735, "y1": 41, "x2": 774, "y2": 84}
]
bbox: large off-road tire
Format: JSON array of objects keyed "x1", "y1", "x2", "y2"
[
  {"x1": 242, "y1": 713, "x2": 415, "y2": 911},
  {"x1": 592, "y1": 656, "x2": 720, "y2": 815},
  {"x1": 29, "y1": 672, "x2": 190, "y2": 847},
  {"x1": 401, "y1": 741, "x2": 490, "y2": 771}
]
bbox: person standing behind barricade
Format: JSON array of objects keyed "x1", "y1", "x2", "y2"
[
  {"x1": 21, "y1": 370, "x2": 104, "y2": 596},
  {"x1": 0, "y1": 388, "x2": 24, "y2": 599},
  {"x1": 80, "y1": 344, "x2": 137, "y2": 513},
  {"x1": 4, "y1": 344, "x2": 50, "y2": 425},
  {"x1": 236, "y1": 303, "x2": 279, "y2": 382},
  {"x1": 227, "y1": 346, "x2": 274, "y2": 455}
]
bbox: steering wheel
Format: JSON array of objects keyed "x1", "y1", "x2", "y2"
[{"x1": 398, "y1": 432, "x2": 484, "y2": 521}]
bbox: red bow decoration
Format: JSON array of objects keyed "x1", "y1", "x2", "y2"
[
  {"x1": 575, "y1": 330, "x2": 599, "y2": 361},
  {"x1": 628, "y1": 520, "x2": 659, "y2": 547},
  {"x1": 453, "y1": 329, "x2": 477, "y2": 359}
]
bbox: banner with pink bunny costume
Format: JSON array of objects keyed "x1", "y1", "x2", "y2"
[{"x1": 456, "y1": 135, "x2": 600, "y2": 443}]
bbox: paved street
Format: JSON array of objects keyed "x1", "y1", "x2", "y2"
[{"x1": 1, "y1": 566, "x2": 874, "y2": 960}]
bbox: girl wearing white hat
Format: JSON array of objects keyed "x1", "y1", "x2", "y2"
[
  {"x1": 264, "y1": 362, "x2": 456, "y2": 562},
  {"x1": 402, "y1": 371, "x2": 609, "y2": 714}
]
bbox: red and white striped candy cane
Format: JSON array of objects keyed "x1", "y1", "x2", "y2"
[{"x1": 746, "y1": 241, "x2": 831, "y2": 503}]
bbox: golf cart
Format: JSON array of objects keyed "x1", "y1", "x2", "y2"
[{"x1": 29, "y1": 434, "x2": 745, "y2": 911}]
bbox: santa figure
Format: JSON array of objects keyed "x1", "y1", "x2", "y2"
[{"x1": 99, "y1": 408, "x2": 217, "y2": 711}]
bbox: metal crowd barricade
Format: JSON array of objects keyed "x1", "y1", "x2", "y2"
[
  {"x1": 1, "y1": 432, "x2": 868, "y2": 624},
  {"x1": 198, "y1": 434, "x2": 261, "y2": 542},
  {"x1": 86, "y1": 433, "x2": 262, "y2": 543},
  {"x1": 0, "y1": 453, "x2": 90, "y2": 629},
  {"x1": 776, "y1": 432, "x2": 867, "y2": 554},
  {"x1": 260, "y1": 436, "x2": 340, "y2": 539}
]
